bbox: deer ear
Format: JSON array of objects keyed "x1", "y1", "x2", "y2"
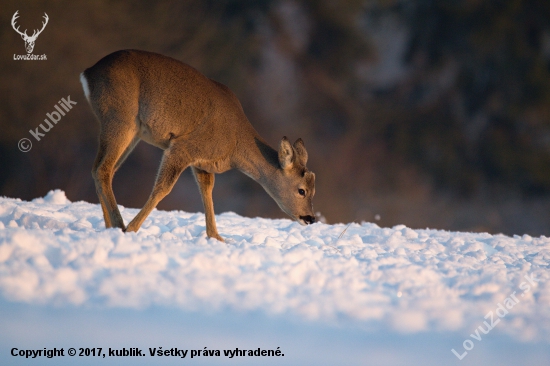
[
  {"x1": 279, "y1": 136, "x2": 294, "y2": 169},
  {"x1": 293, "y1": 138, "x2": 308, "y2": 166}
]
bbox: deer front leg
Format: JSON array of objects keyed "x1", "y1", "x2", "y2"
[
  {"x1": 192, "y1": 167, "x2": 224, "y2": 242},
  {"x1": 126, "y1": 147, "x2": 188, "y2": 233}
]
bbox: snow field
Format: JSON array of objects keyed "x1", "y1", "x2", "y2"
[{"x1": 0, "y1": 190, "x2": 549, "y2": 344}]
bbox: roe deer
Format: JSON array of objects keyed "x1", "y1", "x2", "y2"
[{"x1": 80, "y1": 50, "x2": 316, "y2": 241}]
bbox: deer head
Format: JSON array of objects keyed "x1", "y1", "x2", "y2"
[
  {"x1": 11, "y1": 11, "x2": 49, "y2": 54},
  {"x1": 265, "y1": 137, "x2": 316, "y2": 225}
]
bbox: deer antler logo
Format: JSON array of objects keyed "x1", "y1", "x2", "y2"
[{"x1": 11, "y1": 10, "x2": 49, "y2": 54}]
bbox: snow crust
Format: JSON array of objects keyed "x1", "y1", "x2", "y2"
[{"x1": 0, "y1": 190, "x2": 549, "y2": 342}]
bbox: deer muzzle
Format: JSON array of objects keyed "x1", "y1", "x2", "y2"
[{"x1": 299, "y1": 215, "x2": 316, "y2": 225}]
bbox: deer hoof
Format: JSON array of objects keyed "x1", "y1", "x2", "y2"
[{"x1": 208, "y1": 234, "x2": 225, "y2": 242}]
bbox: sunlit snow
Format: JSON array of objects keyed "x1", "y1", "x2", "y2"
[{"x1": 1, "y1": 190, "x2": 549, "y2": 365}]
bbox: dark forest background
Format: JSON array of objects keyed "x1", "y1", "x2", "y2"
[{"x1": 2, "y1": 0, "x2": 550, "y2": 236}]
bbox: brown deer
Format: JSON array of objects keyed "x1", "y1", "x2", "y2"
[{"x1": 80, "y1": 50, "x2": 316, "y2": 241}]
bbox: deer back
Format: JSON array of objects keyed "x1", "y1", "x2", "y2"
[{"x1": 82, "y1": 50, "x2": 256, "y2": 166}]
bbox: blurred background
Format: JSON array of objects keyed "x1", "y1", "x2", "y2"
[{"x1": 2, "y1": 0, "x2": 550, "y2": 236}]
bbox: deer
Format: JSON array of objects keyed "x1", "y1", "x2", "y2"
[
  {"x1": 11, "y1": 11, "x2": 49, "y2": 54},
  {"x1": 80, "y1": 50, "x2": 316, "y2": 242}
]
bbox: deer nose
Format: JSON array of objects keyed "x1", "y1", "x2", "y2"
[{"x1": 300, "y1": 215, "x2": 316, "y2": 225}]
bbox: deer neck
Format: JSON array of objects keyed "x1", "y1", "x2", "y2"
[{"x1": 234, "y1": 136, "x2": 280, "y2": 187}]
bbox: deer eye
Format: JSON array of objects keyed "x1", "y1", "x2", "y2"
[{"x1": 298, "y1": 189, "x2": 305, "y2": 196}]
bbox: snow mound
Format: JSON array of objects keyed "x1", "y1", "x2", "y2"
[
  {"x1": 32, "y1": 189, "x2": 71, "y2": 205},
  {"x1": 0, "y1": 191, "x2": 549, "y2": 342}
]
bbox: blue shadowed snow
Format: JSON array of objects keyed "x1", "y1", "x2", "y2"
[{"x1": 0, "y1": 190, "x2": 549, "y2": 365}]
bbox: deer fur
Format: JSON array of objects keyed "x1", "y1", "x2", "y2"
[{"x1": 80, "y1": 50, "x2": 316, "y2": 241}]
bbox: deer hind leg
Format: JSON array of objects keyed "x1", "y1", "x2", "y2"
[
  {"x1": 114, "y1": 135, "x2": 140, "y2": 173},
  {"x1": 125, "y1": 145, "x2": 189, "y2": 233},
  {"x1": 192, "y1": 167, "x2": 223, "y2": 242},
  {"x1": 92, "y1": 124, "x2": 138, "y2": 230}
]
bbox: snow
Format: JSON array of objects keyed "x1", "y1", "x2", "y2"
[{"x1": 1, "y1": 190, "x2": 549, "y2": 365}]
